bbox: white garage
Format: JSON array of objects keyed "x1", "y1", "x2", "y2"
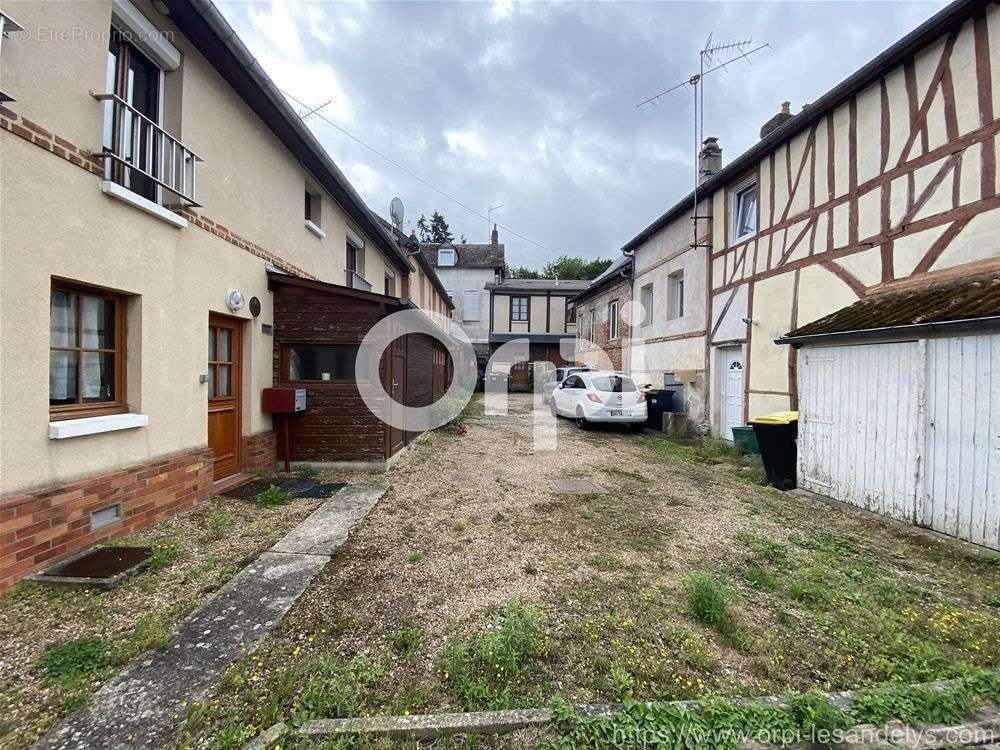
[{"x1": 780, "y1": 273, "x2": 1000, "y2": 551}]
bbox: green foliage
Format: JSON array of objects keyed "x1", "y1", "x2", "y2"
[
  {"x1": 37, "y1": 637, "x2": 109, "y2": 684},
  {"x1": 288, "y1": 654, "x2": 387, "y2": 726},
  {"x1": 250, "y1": 484, "x2": 292, "y2": 508},
  {"x1": 388, "y1": 618, "x2": 423, "y2": 657},
  {"x1": 508, "y1": 256, "x2": 614, "y2": 281},
  {"x1": 146, "y1": 540, "x2": 180, "y2": 571},
  {"x1": 684, "y1": 572, "x2": 734, "y2": 631},
  {"x1": 438, "y1": 600, "x2": 545, "y2": 710},
  {"x1": 417, "y1": 211, "x2": 454, "y2": 243},
  {"x1": 293, "y1": 465, "x2": 319, "y2": 480},
  {"x1": 199, "y1": 508, "x2": 233, "y2": 541},
  {"x1": 785, "y1": 690, "x2": 852, "y2": 734},
  {"x1": 406, "y1": 550, "x2": 425, "y2": 564}
]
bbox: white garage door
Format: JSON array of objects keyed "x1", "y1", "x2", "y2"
[
  {"x1": 923, "y1": 334, "x2": 1000, "y2": 550},
  {"x1": 798, "y1": 333, "x2": 1000, "y2": 550},
  {"x1": 798, "y1": 341, "x2": 922, "y2": 523}
]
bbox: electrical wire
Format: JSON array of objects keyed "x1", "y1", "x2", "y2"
[{"x1": 280, "y1": 89, "x2": 565, "y2": 260}]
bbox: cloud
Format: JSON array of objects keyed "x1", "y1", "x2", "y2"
[{"x1": 217, "y1": 0, "x2": 950, "y2": 268}]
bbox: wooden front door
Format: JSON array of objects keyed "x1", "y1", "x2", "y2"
[
  {"x1": 384, "y1": 334, "x2": 406, "y2": 457},
  {"x1": 510, "y1": 361, "x2": 530, "y2": 392},
  {"x1": 208, "y1": 313, "x2": 242, "y2": 480}
]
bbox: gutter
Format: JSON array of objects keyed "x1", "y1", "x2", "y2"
[
  {"x1": 775, "y1": 315, "x2": 1000, "y2": 346},
  {"x1": 173, "y1": 0, "x2": 414, "y2": 275}
]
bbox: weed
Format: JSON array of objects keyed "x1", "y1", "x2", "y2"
[
  {"x1": 736, "y1": 533, "x2": 788, "y2": 565},
  {"x1": 146, "y1": 540, "x2": 180, "y2": 571},
  {"x1": 249, "y1": 485, "x2": 293, "y2": 508},
  {"x1": 200, "y1": 508, "x2": 233, "y2": 541},
  {"x1": 293, "y1": 465, "x2": 319, "y2": 480},
  {"x1": 524, "y1": 562, "x2": 539, "y2": 575},
  {"x1": 37, "y1": 637, "x2": 109, "y2": 685},
  {"x1": 289, "y1": 654, "x2": 387, "y2": 725},
  {"x1": 745, "y1": 564, "x2": 779, "y2": 591},
  {"x1": 608, "y1": 664, "x2": 635, "y2": 700},
  {"x1": 438, "y1": 600, "x2": 546, "y2": 710},
  {"x1": 388, "y1": 619, "x2": 423, "y2": 657},
  {"x1": 451, "y1": 520, "x2": 466, "y2": 534},
  {"x1": 406, "y1": 551, "x2": 425, "y2": 564},
  {"x1": 983, "y1": 594, "x2": 1000, "y2": 608},
  {"x1": 684, "y1": 572, "x2": 733, "y2": 630}
]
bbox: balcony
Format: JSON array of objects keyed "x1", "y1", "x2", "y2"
[
  {"x1": 91, "y1": 92, "x2": 203, "y2": 207},
  {"x1": 346, "y1": 270, "x2": 372, "y2": 292}
]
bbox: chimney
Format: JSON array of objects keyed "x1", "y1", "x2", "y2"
[
  {"x1": 698, "y1": 137, "x2": 722, "y2": 184},
  {"x1": 491, "y1": 223, "x2": 499, "y2": 248},
  {"x1": 760, "y1": 101, "x2": 793, "y2": 139}
]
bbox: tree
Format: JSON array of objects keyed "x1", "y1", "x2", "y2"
[
  {"x1": 507, "y1": 265, "x2": 540, "y2": 279},
  {"x1": 415, "y1": 214, "x2": 431, "y2": 243},
  {"x1": 429, "y1": 211, "x2": 453, "y2": 243}
]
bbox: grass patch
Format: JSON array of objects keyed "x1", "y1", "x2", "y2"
[
  {"x1": 293, "y1": 465, "x2": 319, "y2": 480},
  {"x1": 145, "y1": 539, "x2": 180, "y2": 571},
  {"x1": 37, "y1": 637, "x2": 109, "y2": 685},
  {"x1": 249, "y1": 484, "x2": 293, "y2": 508},
  {"x1": 438, "y1": 600, "x2": 546, "y2": 710},
  {"x1": 198, "y1": 508, "x2": 233, "y2": 542},
  {"x1": 684, "y1": 572, "x2": 734, "y2": 631},
  {"x1": 388, "y1": 618, "x2": 423, "y2": 658},
  {"x1": 406, "y1": 550, "x2": 425, "y2": 564}
]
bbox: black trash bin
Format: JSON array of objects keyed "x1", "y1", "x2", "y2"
[
  {"x1": 749, "y1": 411, "x2": 799, "y2": 491},
  {"x1": 643, "y1": 389, "x2": 675, "y2": 431}
]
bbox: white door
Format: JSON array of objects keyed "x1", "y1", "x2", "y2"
[
  {"x1": 923, "y1": 333, "x2": 1000, "y2": 550},
  {"x1": 721, "y1": 347, "x2": 744, "y2": 440},
  {"x1": 798, "y1": 341, "x2": 921, "y2": 523}
]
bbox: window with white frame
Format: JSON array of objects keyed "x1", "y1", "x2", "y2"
[
  {"x1": 667, "y1": 271, "x2": 684, "y2": 320},
  {"x1": 608, "y1": 299, "x2": 619, "y2": 340},
  {"x1": 730, "y1": 181, "x2": 757, "y2": 243},
  {"x1": 463, "y1": 290, "x2": 480, "y2": 321},
  {"x1": 511, "y1": 296, "x2": 529, "y2": 322},
  {"x1": 640, "y1": 284, "x2": 653, "y2": 327},
  {"x1": 437, "y1": 247, "x2": 456, "y2": 266}
]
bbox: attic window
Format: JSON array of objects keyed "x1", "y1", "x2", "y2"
[{"x1": 437, "y1": 247, "x2": 456, "y2": 267}]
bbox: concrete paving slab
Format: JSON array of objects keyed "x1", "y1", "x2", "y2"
[
  {"x1": 33, "y1": 482, "x2": 388, "y2": 750},
  {"x1": 270, "y1": 483, "x2": 386, "y2": 556}
]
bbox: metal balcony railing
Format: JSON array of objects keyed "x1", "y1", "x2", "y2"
[
  {"x1": 91, "y1": 92, "x2": 203, "y2": 207},
  {"x1": 346, "y1": 270, "x2": 372, "y2": 292}
]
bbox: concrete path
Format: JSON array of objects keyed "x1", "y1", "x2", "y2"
[{"x1": 33, "y1": 482, "x2": 387, "y2": 750}]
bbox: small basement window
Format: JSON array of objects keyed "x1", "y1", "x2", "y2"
[
  {"x1": 286, "y1": 345, "x2": 356, "y2": 382},
  {"x1": 90, "y1": 502, "x2": 123, "y2": 530}
]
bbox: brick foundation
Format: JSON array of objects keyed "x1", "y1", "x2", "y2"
[
  {"x1": 242, "y1": 430, "x2": 278, "y2": 472},
  {"x1": 0, "y1": 447, "x2": 213, "y2": 592}
]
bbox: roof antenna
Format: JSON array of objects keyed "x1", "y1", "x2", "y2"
[
  {"x1": 637, "y1": 36, "x2": 769, "y2": 250},
  {"x1": 296, "y1": 99, "x2": 332, "y2": 121}
]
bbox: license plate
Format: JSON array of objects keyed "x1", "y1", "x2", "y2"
[{"x1": 609, "y1": 410, "x2": 625, "y2": 417}]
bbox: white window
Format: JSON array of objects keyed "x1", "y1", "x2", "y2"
[
  {"x1": 667, "y1": 271, "x2": 684, "y2": 320},
  {"x1": 463, "y1": 290, "x2": 480, "y2": 321},
  {"x1": 640, "y1": 284, "x2": 653, "y2": 327},
  {"x1": 608, "y1": 299, "x2": 619, "y2": 341},
  {"x1": 730, "y1": 182, "x2": 757, "y2": 243},
  {"x1": 437, "y1": 247, "x2": 456, "y2": 266}
]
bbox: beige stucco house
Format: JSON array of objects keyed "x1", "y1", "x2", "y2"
[
  {"x1": 617, "y1": 0, "x2": 999, "y2": 440},
  {"x1": 0, "y1": 0, "x2": 452, "y2": 589}
]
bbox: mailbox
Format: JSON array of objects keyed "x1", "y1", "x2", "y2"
[{"x1": 262, "y1": 387, "x2": 306, "y2": 413}]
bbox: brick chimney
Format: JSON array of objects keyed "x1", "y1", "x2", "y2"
[
  {"x1": 491, "y1": 223, "x2": 499, "y2": 248},
  {"x1": 698, "y1": 137, "x2": 722, "y2": 184},
  {"x1": 760, "y1": 101, "x2": 793, "y2": 139}
]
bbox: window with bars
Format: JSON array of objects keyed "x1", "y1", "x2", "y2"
[{"x1": 50, "y1": 283, "x2": 126, "y2": 419}]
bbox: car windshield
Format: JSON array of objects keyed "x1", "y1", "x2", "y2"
[
  {"x1": 553, "y1": 369, "x2": 565, "y2": 381},
  {"x1": 591, "y1": 375, "x2": 637, "y2": 393}
]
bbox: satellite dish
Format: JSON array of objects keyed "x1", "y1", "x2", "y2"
[{"x1": 389, "y1": 196, "x2": 405, "y2": 231}]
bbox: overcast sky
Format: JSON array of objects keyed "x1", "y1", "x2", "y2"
[{"x1": 218, "y1": 0, "x2": 948, "y2": 270}]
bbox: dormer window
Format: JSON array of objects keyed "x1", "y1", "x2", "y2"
[{"x1": 437, "y1": 246, "x2": 456, "y2": 267}]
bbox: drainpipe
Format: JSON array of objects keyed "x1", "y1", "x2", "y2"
[{"x1": 621, "y1": 249, "x2": 635, "y2": 375}]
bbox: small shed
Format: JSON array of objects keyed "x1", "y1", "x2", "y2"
[
  {"x1": 268, "y1": 272, "x2": 451, "y2": 466},
  {"x1": 778, "y1": 272, "x2": 1000, "y2": 551}
]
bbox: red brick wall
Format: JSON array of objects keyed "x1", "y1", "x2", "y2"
[
  {"x1": 242, "y1": 430, "x2": 277, "y2": 472},
  {"x1": 0, "y1": 448, "x2": 213, "y2": 592}
]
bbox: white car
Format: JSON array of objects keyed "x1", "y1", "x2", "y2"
[
  {"x1": 541, "y1": 365, "x2": 593, "y2": 403},
  {"x1": 550, "y1": 371, "x2": 647, "y2": 431}
]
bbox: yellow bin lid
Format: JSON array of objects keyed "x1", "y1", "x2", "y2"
[{"x1": 749, "y1": 410, "x2": 799, "y2": 425}]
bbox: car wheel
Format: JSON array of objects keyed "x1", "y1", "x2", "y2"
[
  {"x1": 575, "y1": 409, "x2": 589, "y2": 430},
  {"x1": 550, "y1": 400, "x2": 558, "y2": 418}
]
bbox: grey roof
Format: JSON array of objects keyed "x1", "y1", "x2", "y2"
[
  {"x1": 371, "y1": 215, "x2": 454, "y2": 309},
  {"x1": 572, "y1": 256, "x2": 632, "y2": 303},
  {"x1": 487, "y1": 278, "x2": 591, "y2": 293},
  {"x1": 420, "y1": 243, "x2": 505, "y2": 269},
  {"x1": 621, "y1": 0, "x2": 981, "y2": 254}
]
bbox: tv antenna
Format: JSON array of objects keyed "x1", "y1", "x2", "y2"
[
  {"x1": 296, "y1": 98, "x2": 332, "y2": 121},
  {"x1": 488, "y1": 202, "x2": 504, "y2": 238},
  {"x1": 637, "y1": 36, "x2": 769, "y2": 247}
]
